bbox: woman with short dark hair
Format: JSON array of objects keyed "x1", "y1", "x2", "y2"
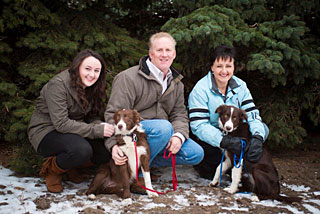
[{"x1": 188, "y1": 45, "x2": 269, "y2": 179}]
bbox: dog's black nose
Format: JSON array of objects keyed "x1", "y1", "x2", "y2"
[
  {"x1": 118, "y1": 124, "x2": 123, "y2": 130},
  {"x1": 226, "y1": 126, "x2": 232, "y2": 131}
]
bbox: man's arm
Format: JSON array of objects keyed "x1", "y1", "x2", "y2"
[
  {"x1": 169, "y1": 82, "x2": 189, "y2": 141},
  {"x1": 104, "y1": 72, "x2": 136, "y2": 151}
]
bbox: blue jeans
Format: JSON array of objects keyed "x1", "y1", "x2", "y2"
[{"x1": 141, "y1": 119, "x2": 204, "y2": 167}]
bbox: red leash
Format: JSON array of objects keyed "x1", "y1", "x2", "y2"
[{"x1": 133, "y1": 134, "x2": 177, "y2": 195}]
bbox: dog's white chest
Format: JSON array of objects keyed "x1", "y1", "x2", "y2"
[{"x1": 120, "y1": 136, "x2": 147, "y2": 179}]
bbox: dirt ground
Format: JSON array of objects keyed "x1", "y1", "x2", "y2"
[{"x1": 0, "y1": 137, "x2": 320, "y2": 213}]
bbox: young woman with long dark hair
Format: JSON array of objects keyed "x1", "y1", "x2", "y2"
[{"x1": 28, "y1": 49, "x2": 114, "y2": 193}]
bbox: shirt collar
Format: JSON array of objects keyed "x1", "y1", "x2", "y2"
[
  {"x1": 210, "y1": 70, "x2": 239, "y2": 94},
  {"x1": 146, "y1": 58, "x2": 172, "y2": 81}
]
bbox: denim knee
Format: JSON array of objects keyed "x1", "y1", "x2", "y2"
[
  {"x1": 179, "y1": 138, "x2": 204, "y2": 165},
  {"x1": 150, "y1": 138, "x2": 204, "y2": 167},
  {"x1": 144, "y1": 120, "x2": 173, "y2": 137},
  {"x1": 194, "y1": 146, "x2": 204, "y2": 165},
  {"x1": 158, "y1": 120, "x2": 174, "y2": 138}
]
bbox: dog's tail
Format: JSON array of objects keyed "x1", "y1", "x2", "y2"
[{"x1": 276, "y1": 195, "x2": 302, "y2": 204}]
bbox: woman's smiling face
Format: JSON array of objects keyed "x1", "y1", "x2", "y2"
[
  {"x1": 211, "y1": 57, "x2": 234, "y2": 88},
  {"x1": 79, "y1": 56, "x2": 102, "y2": 87}
]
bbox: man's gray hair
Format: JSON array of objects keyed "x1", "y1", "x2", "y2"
[{"x1": 148, "y1": 32, "x2": 176, "y2": 51}]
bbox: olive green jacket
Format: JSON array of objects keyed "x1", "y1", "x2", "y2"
[
  {"x1": 104, "y1": 56, "x2": 189, "y2": 151},
  {"x1": 28, "y1": 70, "x2": 104, "y2": 151}
]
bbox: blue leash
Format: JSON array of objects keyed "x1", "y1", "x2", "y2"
[
  {"x1": 219, "y1": 149, "x2": 225, "y2": 186},
  {"x1": 233, "y1": 140, "x2": 246, "y2": 168},
  {"x1": 219, "y1": 139, "x2": 252, "y2": 194}
]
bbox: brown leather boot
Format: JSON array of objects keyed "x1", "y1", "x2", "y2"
[
  {"x1": 39, "y1": 156, "x2": 67, "y2": 193},
  {"x1": 130, "y1": 177, "x2": 147, "y2": 195},
  {"x1": 66, "y1": 168, "x2": 83, "y2": 184}
]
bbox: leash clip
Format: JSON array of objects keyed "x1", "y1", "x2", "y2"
[{"x1": 132, "y1": 133, "x2": 137, "y2": 143}]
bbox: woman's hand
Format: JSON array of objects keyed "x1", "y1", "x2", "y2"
[
  {"x1": 101, "y1": 122, "x2": 115, "y2": 137},
  {"x1": 111, "y1": 145, "x2": 128, "y2": 165}
]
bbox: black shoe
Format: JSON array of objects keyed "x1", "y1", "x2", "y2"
[{"x1": 193, "y1": 165, "x2": 215, "y2": 180}]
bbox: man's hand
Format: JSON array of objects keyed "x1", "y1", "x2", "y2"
[
  {"x1": 220, "y1": 136, "x2": 245, "y2": 155},
  {"x1": 246, "y1": 135, "x2": 263, "y2": 162},
  {"x1": 111, "y1": 145, "x2": 128, "y2": 165},
  {"x1": 166, "y1": 136, "x2": 182, "y2": 154}
]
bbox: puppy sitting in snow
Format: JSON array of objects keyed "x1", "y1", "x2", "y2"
[
  {"x1": 87, "y1": 109, "x2": 158, "y2": 198},
  {"x1": 209, "y1": 105, "x2": 301, "y2": 203}
]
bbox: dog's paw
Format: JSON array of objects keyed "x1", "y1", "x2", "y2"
[
  {"x1": 209, "y1": 180, "x2": 218, "y2": 187},
  {"x1": 87, "y1": 194, "x2": 96, "y2": 200},
  {"x1": 250, "y1": 195, "x2": 260, "y2": 202},
  {"x1": 147, "y1": 190, "x2": 159, "y2": 197},
  {"x1": 223, "y1": 186, "x2": 238, "y2": 194},
  {"x1": 121, "y1": 198, "x2": 133, "y2": 206}
]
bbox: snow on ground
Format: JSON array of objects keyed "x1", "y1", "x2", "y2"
[{"x1": 0, "y1": 165, "x2": 319, "y2": 214}]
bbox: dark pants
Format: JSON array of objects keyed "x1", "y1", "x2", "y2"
[
  {"x1": 37, "y1": 130, "x2": 111, "y2": 170},
  {"x1": 190, "y1": 132, "x2": 223, "y2": 180}
]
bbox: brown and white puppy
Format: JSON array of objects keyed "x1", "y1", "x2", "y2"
[
  {"x1": 87, "y1": 109, "x2": 158, "y2": 198},
  {"x1": 209, "y1": 105, "x2": 301, "y2": 203}
]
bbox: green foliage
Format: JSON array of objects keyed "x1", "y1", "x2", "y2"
[
  {"x1": 259, "y1": 93, "x2": 307, "y2": 149},
  {"x1": 10, "y1": 143, "x2": 43, "y2": 176}
]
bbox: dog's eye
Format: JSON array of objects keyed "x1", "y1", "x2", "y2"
[{"x1": 232, "y1": 116, "x2": 237, "y2": 121}]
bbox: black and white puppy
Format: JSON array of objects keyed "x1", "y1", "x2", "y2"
[
  {"x1": 209, "y1": 105, "x2": 250, "y2": 195},
  {"x1": 209, "y1": 105, "x2": 302, "y2": 203}
]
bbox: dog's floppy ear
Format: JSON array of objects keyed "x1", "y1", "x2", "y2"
[
  {"x1": 132, "y1": 109, "x2": 140, "y2": 123},
  {"x1": 113, "y1": 109, "x2": 120, "y2": 121},
  {"x1": 216, "y1": 105, "x2": 226, "y2": 115},
  {"x1": 240, "y1": 109, "x2": 248, "y2": 122}
]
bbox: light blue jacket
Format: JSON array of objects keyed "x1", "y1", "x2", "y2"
[{"x1": 188, "y1": 71, "x2": 266, "y2": 148}]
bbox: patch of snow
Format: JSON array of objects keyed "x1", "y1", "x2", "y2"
[
  {"x1": 221, "y1": 203, "x2": 249, "y2": 212},
  {"x1": 174, "y1": 194, "x2": 190, "y2": 206},
  {"x1": 283, "y1": 183, "x2": 311, "y2": 192},
  {"x1": 0, "y1": 165, "x2": 319, "y2": 213},
  {"x1": 303, "y1": 204, "x2": 320, "y2": 214},
  {"x1": 142, "y1": 202, "x2": 166, "y2": 210}
]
